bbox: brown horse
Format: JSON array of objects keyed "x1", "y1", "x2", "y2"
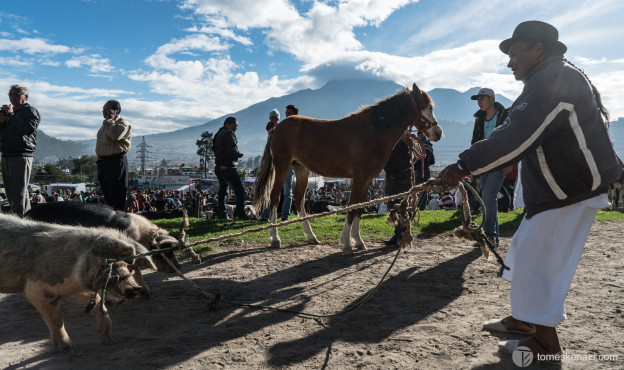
[{"x1": 253, "y1": 83, "x2": 442, "y2": 254}]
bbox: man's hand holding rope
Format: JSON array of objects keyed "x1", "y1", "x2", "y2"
[{"x1": 440, "y1": 162, "x2": 469, "y2": 186}]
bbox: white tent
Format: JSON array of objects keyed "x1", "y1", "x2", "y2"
[
  {"x1": 46, "y1": 183, "x2": 86, "y2": 196},
  {"x1": 165, "y1": 184, "x2": 195, "y2": 192}
]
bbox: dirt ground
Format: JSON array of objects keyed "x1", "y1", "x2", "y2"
[{"x1": 1, "y1": 221, "x2": 622, "y2": 369}]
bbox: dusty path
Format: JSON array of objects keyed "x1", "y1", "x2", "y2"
[{"x1": 1, "y1": 221, "x2": 622, "y2": 369}]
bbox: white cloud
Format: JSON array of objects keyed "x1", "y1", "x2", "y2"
[
  {"x1": 128, "y1": 65, "x2": 292, "y2": 122},
  {"x1": 306, "y1": 40, "x2": 509, "y2": 92},
  {"x1": 2, "y1": 78, "x2": 229, "y2": 141},
  {"x1": 0, "y1": 78, "x2": 131, "y2": 140},
  {"x1": 181, "y1": 0, "x2": 418, "y2": 67},
  {"x1": 181, "y1": 0, "x2": 297, "y2": 30},
  {"x1": 124, "y1": 0, "x2": 624, "y2": 129},
  {"x1": 65, "y1": 54, "x2": 115, "y2": 74},
  {"x1": 0, "y1": 56, "x2": 32, "y2": 67},
  {"x1": 115, "y1": 0, "x2": 427, "y2": 123},
  {"x1": 185, "y1": 25, "x2": 253, "y2": 46},
  {"x1": 0, "y1": 37, "x2": 82, "y2": 55},
  {"x1": 153, "y1": 33, "x2": 228, "y2": 56},
  {"x1": 592, "y1": 70, "x2": 624, "y2": 122}
]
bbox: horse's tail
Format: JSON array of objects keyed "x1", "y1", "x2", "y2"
[{"x1": 252, "y1": 135, "x2": 275, "y2": 213}]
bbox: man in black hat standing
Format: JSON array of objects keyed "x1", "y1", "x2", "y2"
[{"x1": 441, "y1": 20, "x2": 622, "y2": 360}]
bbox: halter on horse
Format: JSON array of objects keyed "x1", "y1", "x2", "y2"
[{"x1": 253, "y1": 83, "x2": 442, "y2": 254}]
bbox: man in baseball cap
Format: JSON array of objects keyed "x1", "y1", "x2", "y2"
[
  {"x1": 469, "y1": 87, "x2": 509, "y2": 247},
  {"x1": 470, "y1": 87, "x2": 495, "y2": 100}
]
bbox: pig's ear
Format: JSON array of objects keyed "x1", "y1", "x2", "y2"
[
  {"x1": 155, "y1": 233, "x2": 178, "y2": 249},
  {"x1": 130, "y1": 242, "x2": 157, "y2": 270},
  {"x1": 90, "y1": 235, "x2": 135, "y2": 258}
]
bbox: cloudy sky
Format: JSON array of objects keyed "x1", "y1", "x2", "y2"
[{"x1": 1, "y1": 0, "x2": 623, "y2": 141}]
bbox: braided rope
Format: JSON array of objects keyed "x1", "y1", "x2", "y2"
[
  {"x1": 97, "y1": 178, "x2": 508, "y2": 314},
  {"x1": 186, "y1": 178, "x2": 457, "y2": 248},
  {"x1": 99, "y1": 178, "x2": 502, "y2": 264}
]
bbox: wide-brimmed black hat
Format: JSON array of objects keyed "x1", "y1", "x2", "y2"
[{"x1": 499, "y1": 20, "x2": 567, "y2": 55}]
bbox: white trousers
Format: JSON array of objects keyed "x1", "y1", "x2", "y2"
[{"x1": 502, "y1": 195, "x2": 607, "y2": 327}]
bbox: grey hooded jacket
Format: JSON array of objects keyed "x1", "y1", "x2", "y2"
[{"x1": 458, "y1": 55, "x2": 622, "y2": 217}]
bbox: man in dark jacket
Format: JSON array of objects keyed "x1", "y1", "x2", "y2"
[
  {"x1": 414, "y1": 132, "x2": 434, "y2": 210},
  {"x1": 442, "y1": 21, "x2": 622, "y2": 360},
  {"x1": 470, "y1": 87, "x2": 509, "y2": 244},
  {"x1": 383, "y1": 138, "x2": 412, "y2": 245},
  {"x1": 0, "y1": 85, "x2": 40, "y2": 217},
  {"x1": 212, "y1": 116, "x2": 247, "y2": 219}
]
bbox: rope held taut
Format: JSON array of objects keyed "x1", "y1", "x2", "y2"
[
  {"x1": 185, "y1": 179, "x2": 461, "y2": 248},
  {"x1": 96, "y1": 178, "x2": 507, "y2": 314}
]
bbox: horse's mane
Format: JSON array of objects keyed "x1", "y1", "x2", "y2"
[{"x1": 353, "y1": 87, "x2": 431, "y2": 132}]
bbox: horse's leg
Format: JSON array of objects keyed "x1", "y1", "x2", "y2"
[
  {"x1": 345, "y1": 176, "x2": 373, "y2": 253},
  {"x1": 270, "y1": 160, "x2": 291, "y2": 248},
  {"x1": 351, "y1": 211, "x2": 366, "y2": 251},
  {"x1": 293, "y1": 163, "x2": 319, "y2": 244},
  {"x1": 269, "y1": 199, "x2": 280, "y2": 248},
  {"x1": 339, "y1": 216, "x2": 353, "y2": 255}
]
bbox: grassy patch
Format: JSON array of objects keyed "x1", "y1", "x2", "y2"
[
  {"x1": 595, "y1": 209, "x2": 624, "y2": 221},
  {"x1": 153, "y1": 208, "x2": 623, "y2": 256}
]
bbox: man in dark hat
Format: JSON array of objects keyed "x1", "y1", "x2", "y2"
[{"x1": 441, "y1": 20, "x2": 622, "y2": 360}]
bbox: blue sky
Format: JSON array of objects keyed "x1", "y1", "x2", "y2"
[{"x1": 1, "y1": 0, "x2": 623, "y2": 141}]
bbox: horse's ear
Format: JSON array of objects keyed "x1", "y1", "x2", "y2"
[{"x1": 412, "y1": 83, "x2": 422, "y2": 95}]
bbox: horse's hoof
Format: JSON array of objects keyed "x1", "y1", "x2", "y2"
[
  {"x1": 342, "y1": 248, "x2": 353, "y2": 256},
  {"x1": 308, "y1": 237, "x2": 320, "y2": 245},
  {"x1": 355, "y1": 244, "x2": 367, "y2": 251},
  {"x1": 271, "y1": 240, "x2": 281, "y2": 248}
]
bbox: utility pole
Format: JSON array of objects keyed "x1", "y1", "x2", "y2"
[{"x1": 136, "y1": 136, "x2": 152, "y2": 175}]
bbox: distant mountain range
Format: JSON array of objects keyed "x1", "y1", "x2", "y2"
[
  {"x1": 33, "y1": 78, "x2": 624, "y2": 166},
  {"x1": 34, "y1": 130, "x2": 90, "y2": 163}
]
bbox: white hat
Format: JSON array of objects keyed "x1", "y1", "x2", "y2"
[{"x1": 269, "y1": 109, "x2": 280, "y2": 119}]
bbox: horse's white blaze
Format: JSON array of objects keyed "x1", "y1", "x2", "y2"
[{"x1": 423, "y1": 104, "x2": 442, "y2": 142}]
